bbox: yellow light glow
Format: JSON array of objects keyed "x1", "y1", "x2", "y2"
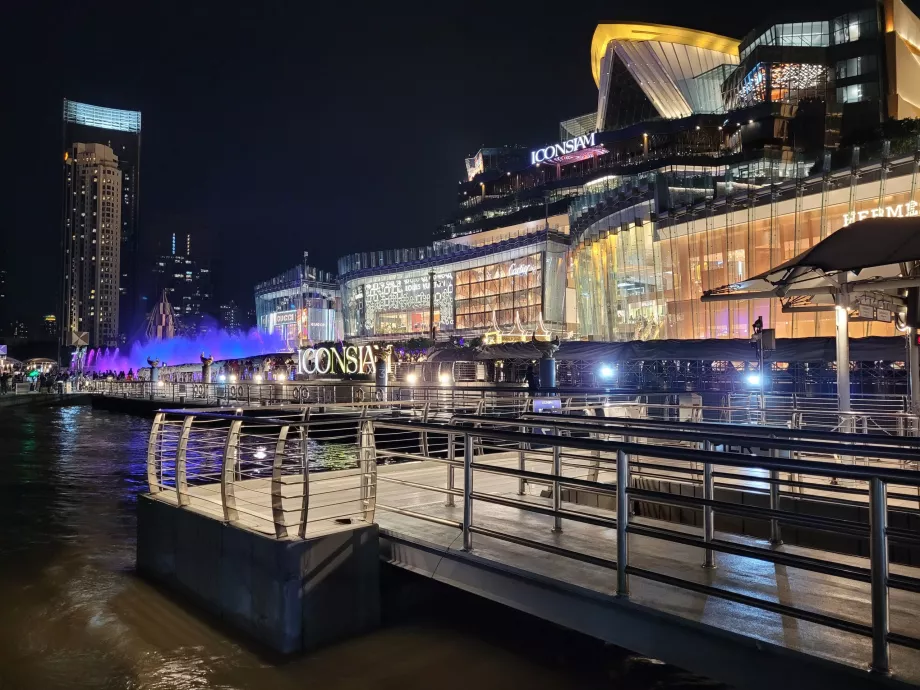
[{"x1": 591, "y1": 23, "x2": 740, "y2": 86}]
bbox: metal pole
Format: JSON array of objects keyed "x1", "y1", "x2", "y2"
[
  {"x1": 518, "y1": 425, "x2": 527, "y2": 495},
  {"x1": 769, "y1": 446, "x2": 783, "y2": 546},
  {"x1": 445, "y1": 431, "x2": 455, "y2": 507},
  {"x1": 910, "y1": 327, "x2": 920, "y2": 415},
  {"x1": 552, "y1": 444, "x2": 562, "y2": 533},
  {"x1": 869, "y1": 476, "x2": 890, "y2": 674},
  {"x1": 835, "y1": 287, "x2": 851, "y2": 413},
  {"x1": 703, "y1": 440, "x2": 715, "y2": 569},
  {"x1": 462, "y1": 434, "x2": 473, "y2": 551},
  {"x1": 429, "y1": 269, "x2": 435, "y2": 341},
  {"x1": 616, "y1": 444, "x2": 629, "y2": 596}
]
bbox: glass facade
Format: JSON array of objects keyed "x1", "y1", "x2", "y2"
[
  {"x1": 572, "y1": 152, "x2": 920, "y2": 341},
  {"x1": 254, "y1": 266, "x2": 341, "y2": 350},
  {"x1": 455, "y1": 254, "x2": 543, "y2": 330},
  {"x1": 342, "y1": 239, "x2": 568, "y2": 339}
]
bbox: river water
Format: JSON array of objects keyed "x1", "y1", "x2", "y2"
[{"x1": 0, "y1": 406, "x2": 725, "y2": 690}]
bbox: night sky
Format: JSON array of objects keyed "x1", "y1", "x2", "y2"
[{"x1": 8, "y1": 0, "x2": 854, "y2": 325}]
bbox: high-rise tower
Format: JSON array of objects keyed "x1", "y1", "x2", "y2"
[
  {"x1": 61, "y1": 99, "x2": 141, "y2": 347},
  {"x1": 61, "y1": 143, "x2": 123, "y2": 347}
]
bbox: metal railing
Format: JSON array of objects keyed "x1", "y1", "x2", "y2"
[
  {"x1": 359, "y1": 417, "x2": 920, "y2": 676},
  {"x1": 146, "y1": 409, "x2": 377, "y2": 538}
]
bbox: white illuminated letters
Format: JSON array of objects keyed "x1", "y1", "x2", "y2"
[
  {"x1": 507, "y1": 262, "x2": 536, "y2": 277},
  {"x1": 842, "y1": 201, "x2": 919, "y2": 226},
  {"x1": 530, "y1": 133, "x2": 596, "y2": 165},
  {"x1": 298, "y1": 345, "x2": 376, "y2": 376}
]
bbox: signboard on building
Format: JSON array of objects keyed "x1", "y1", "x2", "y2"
[
  {"x1": 298, "y1": 345, "x2": 376, "y2": 376},
  {"x1": 842, "y1": 201, "x2": 920, "y2": 227},
  {"x1": 274, "y1": 310, "x2": 297, "y2": 325},
  {"x1": 530, "y1": 134, "x2": 597, "y2": 164}
]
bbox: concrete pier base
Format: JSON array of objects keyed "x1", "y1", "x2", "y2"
[{"x1": 137, "y1": 494, "x2": 380, "y2": 654}]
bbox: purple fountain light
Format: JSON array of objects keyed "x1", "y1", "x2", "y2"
[{"x1": 88, "y1": 324, "x2": 288, "y2": 372}]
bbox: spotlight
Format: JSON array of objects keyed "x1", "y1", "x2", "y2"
[
  {"x1": 407, "y1": 372, "x2": 418, "y2": 385},
  {"x1": 439, "y1": 373, "x2": 452, "y2": 386},
  {"x1": 599, "y1": 365, "x2": 614, "y2": 379},
  {"x1": 229, "y1": 374, "x2": 237, "y2": 383},
  {"x1": 254, "y1": 374, "x2": 263, "y2": 384},
  {"x1": 747, "y1": 374, "x2": 761, "y2": 386},
  {"x1": 219, "y1": 374, "x2": 226, "y2": 382},
  {"x1": 156, "y1": 380, "x2": 164, "y2": 388}
]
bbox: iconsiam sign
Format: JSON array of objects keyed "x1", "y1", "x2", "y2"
[
  {"x1": 298, "y1": 345, "x2": 376, "y2": 376},
  {"x1": 530, "y1": 133, "x2": 597, "y2": 164}
]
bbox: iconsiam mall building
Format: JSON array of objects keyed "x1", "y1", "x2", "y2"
[{"x1": 339, "y1": 0, "x2": 920, "y2": 346}]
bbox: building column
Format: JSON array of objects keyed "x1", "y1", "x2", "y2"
[
  {"x1": 909, "y1": 328, "x2": 920, "y2": 414},
  {"x1": 835, "y1": 289, "x2": 851, "y2": 413}
]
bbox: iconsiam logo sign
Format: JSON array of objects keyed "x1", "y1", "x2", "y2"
[
  {"x1": 298, "y1": 345, "x2": 376, "y2": 376},
  {"x1": 842, "y1": 201, "x2": 919, "y2": 226},
  {"x1": 530, "y1": 133, "x2": 596, "y2": 165}
]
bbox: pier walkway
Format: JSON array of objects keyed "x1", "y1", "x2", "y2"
[{"x1": 142, "y1": 401, "x2": 920, "y2": 689}]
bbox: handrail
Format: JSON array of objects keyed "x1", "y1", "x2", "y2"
[
  {"x1": 145, "y1": 409, "x2": 377, "y2": 538},
  {"x1": 363, "y1": 417, "x2": 914, "y2": 674},
  {"x1": 518, "y1": 410, "x2": 920, "y2": 448},
  {"x1": 373, "y1": 418, "x2": 920, "y2": 484}
]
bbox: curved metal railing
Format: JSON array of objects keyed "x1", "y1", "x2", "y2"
[{"x1": 147, "y1": 409, "x2": 377, "y2": 538}]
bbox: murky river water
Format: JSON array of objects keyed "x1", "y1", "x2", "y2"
[{"x1": 0, "y1": 406, "x2": 724, "y2": 690}]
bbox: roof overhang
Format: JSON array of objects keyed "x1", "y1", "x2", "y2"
[{"x1": 591, "y1": 23, "x2": 740, "y2": 87}]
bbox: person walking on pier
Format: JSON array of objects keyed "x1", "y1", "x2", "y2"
[{"x1": 525, "y1": 364, "x2": 538, "y2": 395}]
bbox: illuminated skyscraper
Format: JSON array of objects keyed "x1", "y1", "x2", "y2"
[
  {"x1": 61, "y1": 99, "x2": 141, "y2": 347},
  {"x1": 61, "y1": 143, "x2": 123, "y2": 347}
]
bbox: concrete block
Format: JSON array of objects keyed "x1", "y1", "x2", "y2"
[
  {"x1": 301, "y1": 524, "x2": 380, "y2": 650},
  {"x1": 219, "y1": 524, "x2": 253, "y2": 632},
  {"x1": 174, "y1": 508, "x2": 222, "y2": 613},
  {"x1": 136, "y1": 494, "x2": 177, "y2": 582}
]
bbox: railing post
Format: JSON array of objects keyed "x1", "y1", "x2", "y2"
[
  {"x1": 518, "y1": 424, "x2": 527, "y2": 495},
  {"x1": 462, "y1": 433, "x2": 473, "y2": 551},
  {"x1": 421, "y1": 401, "x2": 430, "y2": 457},
  {"x1": 221, "y1": 419, "x2": 242, "y2": 523},
  {"x1": 445, "y1": 430, "x2": 456, "y2": 507},
  {"x1": 359, "y1": 420, "x2": 377, "y2": 523},
  {"x1": 271, "y1": 425, "x2": 291, "y2": 538},
  {"x1": 769, "y1": 444, "x2": 783, "y2": 546},
  {"x1": 616, "y1": 444, "x2": 629, "y2": 596},
  {"x1": 298, "y1": 424, "x2": 310, "y2": 539},
  {"x1": 147, "y1": 412, "x2": 166, "y2": 494},
  {"x1": 703, "y1": 440, "x2": 715, "y2": 569},
  {"x1": 552, "y1": 444, "x2": 563, "y2": 533},
  {"x1": 869, "y1": 476, "x2": 890, "y2": 675},
  {"x1": 176, "y1": 415, "x2": 194, "y2": 507}
]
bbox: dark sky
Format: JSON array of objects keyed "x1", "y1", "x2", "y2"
[{"x1": 8, "y1": 0, "x2": 854, "y2": 324}]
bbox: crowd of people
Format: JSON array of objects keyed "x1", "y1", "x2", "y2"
[{"x1": 0, "y1": 370, "x2": 74, "y2": 394}]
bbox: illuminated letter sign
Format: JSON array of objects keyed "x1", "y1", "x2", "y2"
[
  {"x1": 530, "y1": 133, "x2": 595, "y2": 165},
  {"x1": 275, "y1": 310, "x2": 297, "y2": 325},
  {"x1": 842, "y1": 201, "x2": 919, "y2": 226},
  {"x1": 298, "y1": 345, "x2": 376, "y2": 376},
  {"x1": 508, "y1": 262, "x2": 536, "y2": 277}
]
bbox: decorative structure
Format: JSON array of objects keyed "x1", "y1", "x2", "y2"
[
  {"x1": 144, "y1": 290, "x2": 177, "y2": 341},
  {"x1": 200, "y1": 353, "x2": 214, "y2": 384},
  {"x1": 147, "y1": 357, "x2": 161, "y2": 383},
  {"x1": 532, "y1": 334, "x2": 561, "y2": 389}
]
